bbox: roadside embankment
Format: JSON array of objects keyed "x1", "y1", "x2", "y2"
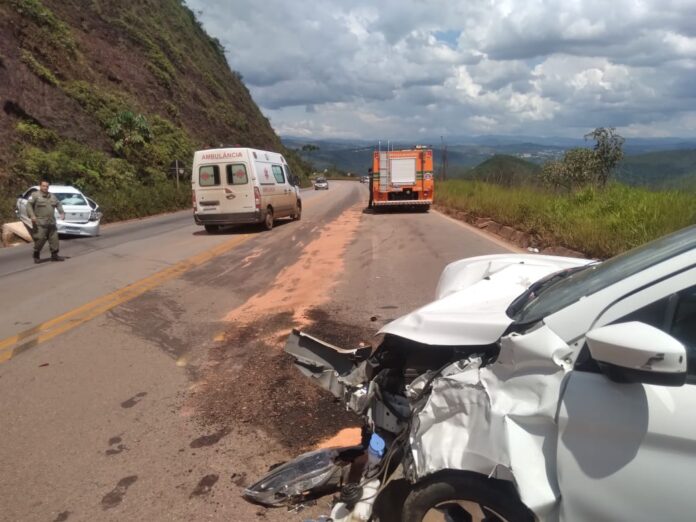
[{"x1": 435, "y1": 180, "x2": 696, "y2": 259}]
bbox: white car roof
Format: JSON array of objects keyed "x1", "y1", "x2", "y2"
[{"x1": 29, "y1": 185, "x2": 82, "y2": 194}]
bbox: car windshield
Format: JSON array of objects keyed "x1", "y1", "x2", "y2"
[
  {"x1": 54, "y1": 193, "x2": 87, "y2": 206},
  {"x1": 509, "y1": 225, "x2": 696, "y2": 324},
  {"x1": 316, "y1": 178, "x2": 326, "y2": 183}
]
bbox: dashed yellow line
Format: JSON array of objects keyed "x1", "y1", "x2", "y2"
[
  {"x1": 0, "y1": 234, "x2": 251, "y2": 364},
  {"x1": 0, "y1": 183, "x2": 351, "y2": 364}
]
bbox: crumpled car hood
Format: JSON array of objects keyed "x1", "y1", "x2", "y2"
[{"x1": 379, "y1": 254, "x2": 591, "y2": 346}]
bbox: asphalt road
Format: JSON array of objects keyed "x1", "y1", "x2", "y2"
[{"x1": 0, "y1": 182, "x2": 514, "y2": 521}]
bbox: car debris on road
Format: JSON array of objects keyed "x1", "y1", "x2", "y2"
[{"x1": 245, "y1": 225, "x2": 696, "y2": 521}]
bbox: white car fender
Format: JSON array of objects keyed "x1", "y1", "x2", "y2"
[{"x1": 408, "y1": 324, "x2": 574, "y2": 520}]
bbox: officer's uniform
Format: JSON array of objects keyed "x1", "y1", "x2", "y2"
[{"x1": 27, "y1": 191, "x2": 64, "y2": 261}]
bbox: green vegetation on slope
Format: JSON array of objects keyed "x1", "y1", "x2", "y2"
[
  {"x1": 436, "y1": 180, "x2": 696, "y2": 258},
  {"x1": 617, "y1": 149, "x2": 696, "y2": 188},
  {"x1": 462, "y1": 154, "x2": 541, "y2": 186},
  {"x1": 0, "y1": 0, "x2": 310, "y2": 224}
]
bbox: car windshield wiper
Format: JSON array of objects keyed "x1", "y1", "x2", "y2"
[{"x1": 507, "y1": 263, "x2": 595, "y2": 318}]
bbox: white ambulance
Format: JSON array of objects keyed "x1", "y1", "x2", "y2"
[{"x1": 192, "y1": 147, "x2": 302, "y2": 232}]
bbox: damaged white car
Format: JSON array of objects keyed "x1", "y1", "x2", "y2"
[
  {"x1": 16, "y1": 185, "x2": 102, "y2": 237},
  {"x1": 245, "y1": 225, "x2": 696, "y2": 521}
]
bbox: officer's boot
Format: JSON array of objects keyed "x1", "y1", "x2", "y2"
[
  {"x1": 50, "y1": 251, "x2": 65, "y2": 262},
  {"x1": 33, "y1": 250, "x2": 40, "y2": 264}
]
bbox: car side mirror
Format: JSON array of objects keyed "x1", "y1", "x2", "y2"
[
  {"x1": 293, "y1": 175, "x2": 300, "y2": 186},
  {"x1": 586, "y1": 321, "x2": 687, "y2": 387}
]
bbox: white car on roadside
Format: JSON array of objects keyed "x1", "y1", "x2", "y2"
[
  {"x1": 247, "y1": 224, "x2": 696, "y2": 522},
  {"x1": 16, "y1": 185, "x2": 102, "y2": 237}
]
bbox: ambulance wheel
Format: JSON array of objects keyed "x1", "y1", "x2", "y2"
[
  {"x1": 263, "y1": 208, "x2": 274, "y2": 230},
  {"x1": 204, "y1": 224, "x2": 219, "y2": 233}
]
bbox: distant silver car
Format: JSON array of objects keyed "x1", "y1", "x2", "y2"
[
  {"x1": 16, "y1": 185, "x2": 102, "y2": 237},
  {"x1": 314, "y1": 177, "x2": 329, "y2": 190}
]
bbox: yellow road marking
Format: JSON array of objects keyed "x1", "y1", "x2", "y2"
[
  {"x1": 0, "y1": 182, "x2": 349, "y2": 364},
  {"x1": 0, "y1": 234, "x2": 251, "y2": 364}
]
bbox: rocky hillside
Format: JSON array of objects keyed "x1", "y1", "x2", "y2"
[{"x1": 0, "y1": 0, "x2": 307, "y2": 221}]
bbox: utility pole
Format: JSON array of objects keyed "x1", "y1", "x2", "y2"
[
  {"x1": 440, "y1": 136, "x2": 448, "y2": 181},
  {"x1": 175, "y1": 159, "x2": 179, "y2": 189}
]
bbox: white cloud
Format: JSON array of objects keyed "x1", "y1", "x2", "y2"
[{"x1": 186, "y1": 0, "x2": 696, "y2": 138}]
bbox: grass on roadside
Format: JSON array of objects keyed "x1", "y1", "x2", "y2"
[{"x1": 436, "y1": 180, "x2": 696, "y2": 258}]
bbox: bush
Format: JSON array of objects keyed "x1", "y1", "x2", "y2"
[
  {"x1": 20, "y1": 50, "x2": 59, "y2": 86},
  {"x1": 15, "y1": 121, "x2": 58, "y2": 146},
  {"x1": 9, "y1": 0, "x2": 78, "y2": 56},
  {"x1": 96, "y1": 182, "x2": 191, "y2": 223}
]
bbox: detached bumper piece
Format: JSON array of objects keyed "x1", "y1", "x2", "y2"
[{"x1": 284, "y1": 329, "x2": 371, "y2": 399}]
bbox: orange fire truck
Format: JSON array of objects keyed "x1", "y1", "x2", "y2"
[{"x1": 369, "y1": 145, "x2": 434, "y2": 211}]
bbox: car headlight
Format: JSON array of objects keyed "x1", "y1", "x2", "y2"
[{"x1": 243, "y1": 449, "x2": 341, "y2": 506}]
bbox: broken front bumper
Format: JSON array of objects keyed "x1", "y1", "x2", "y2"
[{"x1": 284, "y1": 329, "x2": 372, "y2": 402}]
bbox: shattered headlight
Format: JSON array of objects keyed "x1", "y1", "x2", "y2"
[{"x1": 243, "y1": 449, "x2": 342, "y2": 507}]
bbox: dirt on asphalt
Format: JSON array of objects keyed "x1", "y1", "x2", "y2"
[{"x1": 189, "y1": 206, "x2": 371, "y2": 452}]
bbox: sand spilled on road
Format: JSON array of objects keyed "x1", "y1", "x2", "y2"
[
  {"x1": 190, "y1": 204, "x2": 366, "y2": 450},
  {"x1": 223, "y1": 206, "x2": 362, "y2": 332}
]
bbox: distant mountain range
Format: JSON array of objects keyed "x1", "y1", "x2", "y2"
[{"x1": 282, "y1": 136, "x2": 696, "y2": 189}]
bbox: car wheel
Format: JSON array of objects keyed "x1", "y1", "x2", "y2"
[
  {"x1": 204, "y1": 224, "x2": 219, "y2": 233},
  {"x1": 263, "y1": 208, "x2": 274, "y2": 230},
  {"x1": 292, "y1": 202, "x2": 302, "y2": 221},
  {"x1": 402, "y1": 473, "x2": 533, "y2": 522}
]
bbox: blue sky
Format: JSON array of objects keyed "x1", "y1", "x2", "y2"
[{"x1": 187, "y1": 0, "x2": 696, "y2": 140}]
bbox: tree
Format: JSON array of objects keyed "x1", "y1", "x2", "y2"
[
  {"x1": 107, "y1": 111, "x2": 153, "y2": 154},
  {"x1": 541, "y1": 148, "x2": 599, "y2": 190},
  {"x1": 585, "y1": 127, "x2": 624, "y2": 187},
  {"x1": 541, "y1": 127, "x2": 624, "y2": 190}
]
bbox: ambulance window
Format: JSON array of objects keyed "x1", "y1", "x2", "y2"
[
  {"x1": 199, "y1": 165, "x2": 220, "y2": 186},
  {"x1": 272, "y1": 165, "x2": 285, "y2": 184},
  {"x1": 283, "y1": 165, "x2": 294, "y2": 185},
  {"x1": 259, "y1": 164, "x2": 275, "y2": 185},
  {"x1": 226, "y1": 164, "x2": 248, "y2": 185}
]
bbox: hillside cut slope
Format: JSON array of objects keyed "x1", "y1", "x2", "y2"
[{"x1": 0, "y1": 0, "x2": 303, "y2": 221}]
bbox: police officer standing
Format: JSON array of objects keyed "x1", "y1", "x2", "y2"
[{"x1": 27, "y1": 180, "x2": 65, "y2": 263}]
